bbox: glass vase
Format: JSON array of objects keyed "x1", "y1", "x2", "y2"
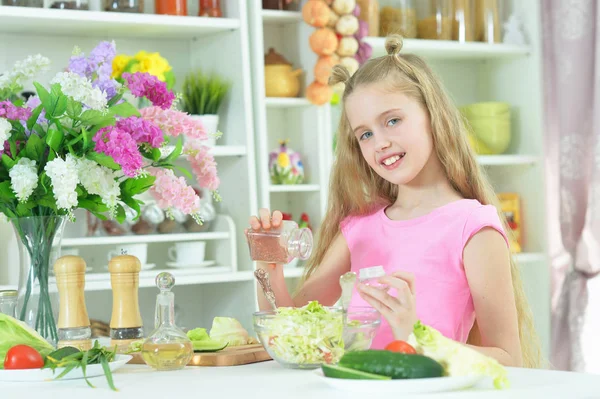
[{"x1": 11, "y1": 215, "x2": 67, "y2": 345}]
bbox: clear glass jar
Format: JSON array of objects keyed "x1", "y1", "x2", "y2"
[
  {"x1": 359, "y1": 266, "x2": 389, "y2": 291},
  {"x1": 3, "y1": 0, "x2": 43, "y2": 6},
  {"x1": 246, "y1": 220, "x2": 313, "y2": 264},
  {"x1": 452, "y1": 0, "x2": 475, "y2": 42},
  {"x1": 418, "y1": 0, "x2": 453, "y2": 40},
  {"x1": 475, "y1": 0, "x2": 501, "y2": 43},
  {"x1": 103, "y1": 0, "x2": 142, "y2": 13},
  {"x1": 49, "y1": 0, "x2": 89, "y2": 9},
  {"x1": 0, "y1": 290, "x2": 18, "y2": 318},
  {"x1": 379, "y1": 0, "x2": 417, "y2": 38}
]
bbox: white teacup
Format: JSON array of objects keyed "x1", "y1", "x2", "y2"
[
  {"x1": 107, "y1": 243, "x2": 148, "y2": 265},
  {"x1": 168, "y1": 242, "x2": 206, "y2": 265}
]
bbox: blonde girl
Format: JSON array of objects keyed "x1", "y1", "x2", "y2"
[{"x1": 249, "y1": 34, "x2": 541, "y2": 368}]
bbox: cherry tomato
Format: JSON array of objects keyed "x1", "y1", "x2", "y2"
[
  {"x1": 384, "y1": 340, "x2": 417, "y2": 354},
  {"x1": 3, "y1": 345, "x2": 44, "y2": 370}
]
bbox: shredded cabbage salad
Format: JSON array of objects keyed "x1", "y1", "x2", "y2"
[{"x1": 258, "y1": 301, "x2": 345, "y2": 365}]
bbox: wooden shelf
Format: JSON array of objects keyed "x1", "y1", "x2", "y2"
[
  {"x1": 0, "y1": 7, "x2": 240, "y2": 39},
  {"x1": 364, "y1": 37, "x2": 530, "y2": 60},
  {"x1": 261, "y1": 10, "x2": 302, "y2": 24},
  {"x1": 265, "y1": 97, "x2": 312, "y2": 108},
  {"x1": 62, "y1": 231, "x2": 229, "y2": 247},
  {"x1": 269, "y1": 184, "x2": 321, "y2": 192},
  {"x1": 477, "y1": 155, "x2": 539, "y2": 166}
]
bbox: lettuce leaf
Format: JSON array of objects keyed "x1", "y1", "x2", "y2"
[
  {"x1": 209, "y1": 317, "x2": 257, "y2": 347},
  {"x1": 0, "y1": 313, "x2": 55, "y2": 368},
  {"x1": 407, "y1": 321, "x2": 509, "y2": 389}
]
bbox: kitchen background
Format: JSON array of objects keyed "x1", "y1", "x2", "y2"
[{"x1": 0, "y1": 0, "x2": 597, "y2": 374}]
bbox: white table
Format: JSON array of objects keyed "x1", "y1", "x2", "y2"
[{"x1": 1, "y1": 360, "x2": 598, "y2": 398}]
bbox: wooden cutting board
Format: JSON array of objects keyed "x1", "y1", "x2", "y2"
[{"x1": 128, "y1": 344, "x2": 272, "y2": 367}]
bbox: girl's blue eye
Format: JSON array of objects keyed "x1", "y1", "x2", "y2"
[
  {"x1": 360, "y1": 131, "x2": 373, "y2": 140},
  {"x1": 387, "y1": 118, "x2": 400, "y2": 127}
]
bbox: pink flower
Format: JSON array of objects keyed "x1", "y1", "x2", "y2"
[
  {"x1": 184, "y1": 140, "x2": 220, "y2": 191},
  {"x1": 0, "y1": 101, "x2": 32, "y2": 121},
  {"x1": 149, "y1": 168, "x2": 200, "y2": 215},
  {"x1": 122, "y1": 72, "x2": 175, "y2": 110},
  {"x1": 115, "y1": 116, "x2": 164, "y2": 148},
  {"x1": 139, "y1": 106, "x2": 208, "y2": 141},
  {"x1": 93, "y1": 126, "x2": 143, "y2": 177}
]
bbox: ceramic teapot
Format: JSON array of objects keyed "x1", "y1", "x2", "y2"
[{"x1": 264, "y1": 48, "x2": 302, "y2": 98}]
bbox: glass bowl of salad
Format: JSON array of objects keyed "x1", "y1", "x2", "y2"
[{"x1": 253, "y1": 302, "x2": 380, "y2": 369}]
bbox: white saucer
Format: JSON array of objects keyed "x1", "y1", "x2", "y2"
[
  {"x1": 166, "y1": 260, "x2": 216, "y2": 269},
  {"x1": 104, "y1": 263, "x2": 156, "y2": 271}
]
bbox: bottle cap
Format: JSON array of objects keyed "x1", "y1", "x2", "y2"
[
  {"x1": 108, "y1": 254, "x2": 141, "y2": 273},
  {"x1": 54, "y1": 255, "x2": 87, "y2": 275},
  {"x1": 359, "y1": 266, "x2": 386, "y2": 281}
]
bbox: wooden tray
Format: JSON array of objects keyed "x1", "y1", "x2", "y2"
[{"x1": 128, "y1": 344, "x2": 272, "y2": 367}]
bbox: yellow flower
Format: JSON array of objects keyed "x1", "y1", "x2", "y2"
[
  {"x1": 134, "y1": 50, "x2": 149, "y2": 61},
  {"x1": 277, "y1": 153, "x2": 290, "y2": 168},
  {"x1": 112, "y1": 54, "x2": 132, "y2": 78}
]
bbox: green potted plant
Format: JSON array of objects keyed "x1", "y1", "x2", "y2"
[{"x1": 181, "y1": 70, "x2": 231, "y2": 146}]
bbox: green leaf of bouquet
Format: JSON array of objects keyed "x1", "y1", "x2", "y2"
[
  {"x1": 79, "y1": 195, "x2": 109, "y2": 213},
  {"x1": 107, "y1": 92, "x2": 124, "y2": 107},
  {"x1": 26, "y1": 104, "x2": 44, "y2": 131},
  {"x1": 115, "y1": 204, "x2": 126, "y2": 224},
  {"x1": 46, "y1": 129, "x2": 64, "y2": 152},
  {"x1": 86, "y1": 152, "x2": 120, "y2": 171},
  {"x1": 0, "y1": 181, "x2": 16, "y2": 201},
  {"x1": 25, "y1": 134, "x2": 45, "y2": 161},
  {"x1": 66, "y1": 98, "x2": 83, "y2": 119},
  {"x1": 33, "y1": 82, "x2": 52, "y2": 112},
  {"x1": 168, "y1": 164, "x2": 193, "y2": 180},
  {"x1": 164, "y1": 138, "x2": 183, "y2": 163},
  {"x1": 109, "y1": 101, "x2": 140, "y2": 118},
  {"x1": 120, "y1": 194, "x2": 140, "y2": 217},
  {"x1": 36, "y1": 192, "x2": 57, "y2": 211},
  {"x1": 2, "y1": 154, "x2": 15, "y2": 170},
  {"x1": 79, "y1": 110, "x2": 110, "y2": 126},
  {"x1": 120, "y1": 175, "x2": 156, "y2": 197}
]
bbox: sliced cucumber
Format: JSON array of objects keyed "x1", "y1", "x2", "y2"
[{"x1": 322, "y1": 364, "x2": 391, "y2": 380}]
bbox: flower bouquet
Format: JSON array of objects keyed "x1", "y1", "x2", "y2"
[{"x1": 0, "y1": 41, "x2": 220, "y2": 344}]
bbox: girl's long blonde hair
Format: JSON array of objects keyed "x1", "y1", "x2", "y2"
[{"x1": 302, "y1": 34, "x2": 542, "y2": 368}]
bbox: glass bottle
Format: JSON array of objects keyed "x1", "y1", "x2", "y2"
[
  {"x1": 155, "y1": 0, "x2": 186, "y2": 15},
  {"x1": 48, "y1": 0, "x2": 89, "y2": 9},
  {"x1": 359, "y1": 266, "x2": 389, "y2": 291},
  {"x1": 378, "y1": 0, "x2": 417, "y2": 38},
  {"x1": 475, "y1": 0, "x2": 501, "y2": 43},
  {"x1": 245, "y1": 220, "x2": 313, "y2": 264},
  {"x1": 0, "y1": 290, "x2": 18, "y2": 318},
  {"x1": 103, "y1": 0, "x2": 142, "y2": 13},
  {"x1": 141, "y1": 273, "x2": 193, "y2": 371},
  {"x1": 418, "y1": 0, "x2": 453, "y2": 40},
  {"x1": 199, "y1": 0, "x2": 222, "y2": 17},
  {"x1": 452, "y1": 0, "x2": 475, "y2": 42},
  {"x1": 262, "y1": 0, "x2": 289, "y2": 10}
]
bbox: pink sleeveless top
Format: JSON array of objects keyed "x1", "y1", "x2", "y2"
[{"x1": 340, "y1": 199, "x2": 508, "y2": 349}]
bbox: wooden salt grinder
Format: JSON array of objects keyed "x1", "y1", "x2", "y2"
[
  {"x1": 109, "y1": 254, "x2": 144, "y2": 352},
  {"x1": 54, "y1": 255, "x2": 92, "y2": 351}
]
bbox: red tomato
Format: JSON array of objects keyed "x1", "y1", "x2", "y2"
[
  {"x1": 384, "y1": 340, "x2": 417, "y2": 354},
  {"x1": 3, "y1": 345, "x2": 44, "y2": 369}
]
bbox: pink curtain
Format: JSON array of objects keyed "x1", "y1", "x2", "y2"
[{"x1": 542, "y1": 1, "x2": 600, "y2": 372}]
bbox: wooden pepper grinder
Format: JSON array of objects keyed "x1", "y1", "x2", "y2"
[
  {"x1": 54, "y1": 255, "x2": 92, "y2": 351},
  {"x1": 109, "y1": 254, "x2": 144, "y2": 352}
]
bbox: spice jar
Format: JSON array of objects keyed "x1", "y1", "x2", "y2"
[
  {"x1": 199, "y1": 0, "x2": 222, "y2": 17},
  {"x1": 245, "y1": 220, "x2": 313, "y2": 264},
  {"x1": 262, "y1": 0, "x2": 291, "y2": 10},
  {"x1": 475, "y1": 0, "x2": 501, "y2": 43},
  {"x1": 418, "y1": 0, "x2": 453, "y2": 40},
  {"x1": 0, "y1": 290, "x2": 18, "y2": 318},
  {"x1": 379, "y1": 0, "x2": 417, "y2": 39},
  {"x1": 156, "y1": 0, "x2": 186, "y2": 15},
  {"x1": 103, "y1": 0, "x2": 142, "y2": 13},
  {"x1": 359, "y1": 266, "x2": 389, "y2": 291},
  {"x1": 452, "y1": 0, "x2": 475, "y2": 42},
  {"x1": 356, "y1": 0, "x2": 380, "y2": 37},
  {"x1": 49, "y1": 0, "x2": 89, "y2": 9}
]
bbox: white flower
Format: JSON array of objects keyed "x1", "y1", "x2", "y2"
[
  {"x1": 50, "y1": 72, "x2": 107, "y2": 111},
  {"x1": 77, "y1": 158, "x2": 121, "y2": 209},
  {"x1": 0, "y1": 54, "x2": 51, "y2": 90},
  {"x1": 45, "y1": 154, "x2": 79, "y2": 210},
  {"x1": 9, "y1": 157, "x2": 38, "y2": 202},
  {"x1": 0, "y1": 118, "x2": 11, "y2": 148}
]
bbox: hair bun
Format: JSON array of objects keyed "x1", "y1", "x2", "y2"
[
  {"x1": 385, "y1": 34, "x2": 404, "y2": 56},
  {"x1": 328, "y1": 64, "x2": 352, "y2": 86}
]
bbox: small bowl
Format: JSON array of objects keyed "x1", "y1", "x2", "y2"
[{"x1": 343, "y1": 307, "x2": 381, "y2": 352}]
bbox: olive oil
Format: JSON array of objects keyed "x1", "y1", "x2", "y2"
[{"x1": 141, "y1": 342, "x2": 193, "y2": 371}]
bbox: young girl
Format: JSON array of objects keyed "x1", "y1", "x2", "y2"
[{"x1": 249, "y1": 34, "x2": 541, "y2": 368}]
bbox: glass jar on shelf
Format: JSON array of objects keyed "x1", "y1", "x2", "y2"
[
  {"x1": 5, "y1": 0, "x2": 44, "y2": 7},
  {"x1": 0, "y1": 290, "x2": 18, "y2": 318},
  {"x1": 155, "y1": 0, "x2": 186, "y2": 16},
  {"x1": 379, "y1": 0, "x2": 417, "y2": 38},
  {"x1": 103, "y1": 0, "x2": 143, "y2": 13},
  {"x1": 48, "y1": 0, "x2": 89, "y2": 9},
  {"x1": 452, "y1": 0, "x2": 475, "y2": 42},
  {"x1": 475, "y1": 0, "x2": 501, "y2": 43},
  {"x1": 418, "y1": 0, "x2": 453, "y2": 40},
  {"x1": 199, "y1": 0, "x2": 222, "y2": 17}
]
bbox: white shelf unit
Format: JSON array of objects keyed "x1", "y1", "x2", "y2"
[{"x1": 329, "y1": 1, "x2": 549, "y2": 357}]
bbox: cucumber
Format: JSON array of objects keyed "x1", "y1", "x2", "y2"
[
  {"x1": 192, "y1": 340, "x2": 228, "y2": 352},
  {"x1": 339, "y1": 350, "x2": 445, "y2": 379},
  {"x1": 322, "y1": 364, "x2": 391, "y2": 380}
]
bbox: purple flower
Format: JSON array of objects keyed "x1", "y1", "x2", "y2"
[
  {"x1": 89, "y1": 41, "x2": 116, "y2": 67},
  {"x1": 116, "y1": 116, "x2": 164, "y2": 148},
  {"x1": 0, "y1": 101, "x2": 32, "y2": 121},
  {"x1": 68, "y1": 41, "x2": 119, "y2": 101},
  {"x1": 94, "y1": 77, "x2": 119, "y2": 100},
  {"x1": 68, "y1": 54, "x2": 94, "y2": 78},
  {"x1": 122, "y1": 72, "x2": 175, "y2": 110},
  {"x1": 93, "y1": 125, "x2": 143, "y2": 177},
  {"x1": 25, "y1": 96, "x2": 47, "y2": 125}
]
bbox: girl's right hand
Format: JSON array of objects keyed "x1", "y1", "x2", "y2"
[{"x1": 248, "y1": 208, "x2": 283, "y2": 271}]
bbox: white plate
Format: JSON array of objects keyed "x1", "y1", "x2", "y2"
[
  {"x1": 0, "y1": 354, "x2": 131, "y2": 382},
  {"x1": 166, "y1": 260, "x2": 216, "y2": 269},
  {"x1": 314, "y1": 369, "x2": 483, "y2": 394},
  {"x1": 103, "y1": 263, "x2": 156, "y2": 271}
]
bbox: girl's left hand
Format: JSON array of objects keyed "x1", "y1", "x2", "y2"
[{"x1": 357, "y1": 271, "x2": 418, "y2": 341}]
